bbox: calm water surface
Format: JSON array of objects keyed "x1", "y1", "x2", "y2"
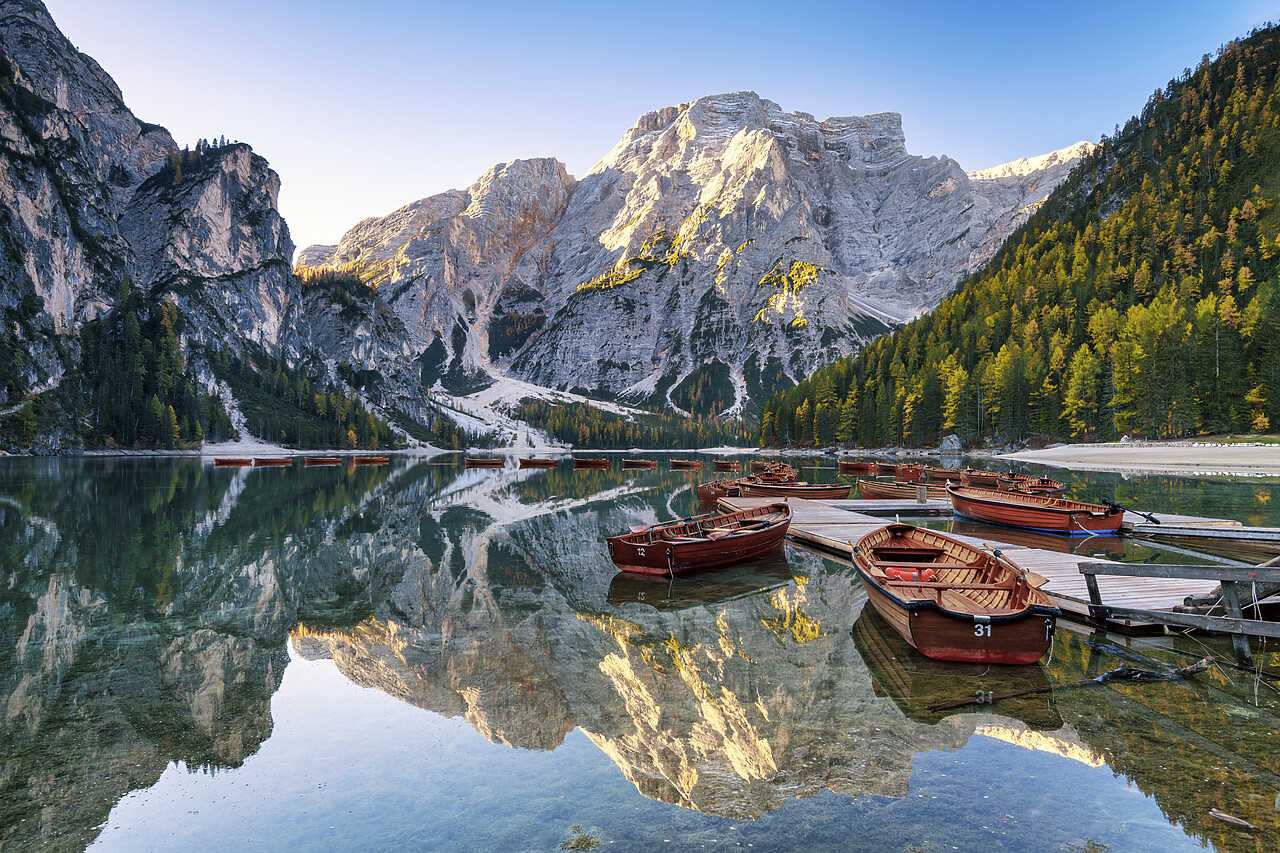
[{"x1": 1, "y1": 454, "x2": 1277, "y2": 852}]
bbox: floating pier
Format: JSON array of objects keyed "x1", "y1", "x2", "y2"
[{"x1": 718, "y1": 496, "x2": 1228, "y2": 627}]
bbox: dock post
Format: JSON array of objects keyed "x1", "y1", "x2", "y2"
[
  {"x1": 1219, "y1": 579, "x2": 1256, "y2": 668},
  {"x1": 916, "y1": 484, "x2": 927, "y2": 504},
  {"x1": 1082, "y1": 569, "x2": 1109, "y2": 628}
]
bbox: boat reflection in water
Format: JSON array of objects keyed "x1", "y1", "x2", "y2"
[
  {"x1": 606, "y1": 553, "x2": 795, "y2": 611},
  {"x1": 850, "y1": 606, "x2": 1061, "y2": 730},
  {"x1": 946, "y1": 516, "x2": 1126, "y2": 558}
]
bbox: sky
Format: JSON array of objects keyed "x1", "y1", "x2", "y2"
[{"x1": 41, "y1": 0, "x2": 1280, "y2": 257}]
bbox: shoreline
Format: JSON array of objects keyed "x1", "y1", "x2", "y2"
[{"x1": 999, "y1": 441, "x2": 1280, "y2": 476}]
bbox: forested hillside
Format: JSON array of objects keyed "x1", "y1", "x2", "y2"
[{"x1": 761, "y1": 26, "x2": 1280, "y2": 447}]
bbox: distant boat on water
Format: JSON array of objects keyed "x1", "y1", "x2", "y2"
[{"x1": 607, "y1": 502, "x2": 791, "y2": 576}]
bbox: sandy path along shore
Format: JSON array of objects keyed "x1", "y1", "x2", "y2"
[{"x1": 1000, "y1": 441, "x2": 1280, "y2": 475}]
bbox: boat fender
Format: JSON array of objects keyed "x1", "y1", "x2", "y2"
[{"x1": 885, "y1": 566, "x2": 937, "y2": 582}]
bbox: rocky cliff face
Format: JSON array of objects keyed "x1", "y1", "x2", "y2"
[{"x1": 302, "y1": 93, "x2": 1092, "y2": 415}]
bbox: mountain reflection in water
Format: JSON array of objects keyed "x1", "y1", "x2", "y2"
[{"x1": 0, "y1": 456, "x2": 1277, "y2": 851}]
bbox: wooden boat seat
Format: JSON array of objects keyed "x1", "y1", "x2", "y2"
[
  {"x1": 871, "y1": 560, "x2": 976, "y2": 571},
  {"x1": 881, "y1": 579, "x2": 1017, "y2": 591}
]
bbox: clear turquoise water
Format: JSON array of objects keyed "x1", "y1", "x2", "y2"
[{"x1": 1, "y1": 456, "x2": 1276, "y2": 852}]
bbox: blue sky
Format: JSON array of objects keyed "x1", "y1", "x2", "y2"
[{"x1": 42, "y1": 0, "x2": 1280, "y2": 255}]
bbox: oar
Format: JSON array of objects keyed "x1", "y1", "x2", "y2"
[
  {"x1": 985, "y1": 545, "x2": 1050, "y2": 589},
  {"x1": 1100, "y1": 498, "x2": 1160, "y2": 524},
  {"x1": 628, "y1": 512, "x2": 715, "y2": 534}
]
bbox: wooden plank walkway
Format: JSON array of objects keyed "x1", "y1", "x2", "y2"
[{"x1": 719, "y1": 496, "x2": 1222, "y2": 626}]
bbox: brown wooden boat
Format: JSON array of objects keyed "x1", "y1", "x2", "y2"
[
  {"x1": 670, "y1": 459, "x2": 704, "y2": 470},
  {"x1": 714, "y1": 460, "x2": 740, "y2": 472},
  {"x1": 213, "y1": 457, "x2": 251, "y2": 467},
  {"x1": 851, "y1": 522, "x2": 1059, "y2": 664},
  {"x1": 737, "y1": 480, "x2": 851, "y2": 499},
  {"x1": 354, "y1": 456, "x2": 389, "y2": 465},
  {"x1": 876, "y1": 462, "x2": 899, "y2": 477},
  {"x1": 758, "y1": 462, "x2": 799, "y2": 482},
  {"x1": 303, "y1": 457, "x2": 341, "y2": 466},
  {"x1": 998, "y1": 473, "x2": 1065, "y2": 495},
  {"x1": 961, "y1": 468, "x2": 1002, "y2": 488},
  {"x1": 697, "y1": 478, "x2": 743, "y2": 503},
  {"x1": 607, "y1": 502, "x2": 791, "y2": 576},
  {"x1": 622, "y1": 458, "x2": 658, "y2": 469},
  {"x1": 838, "y1": 461, "x2": 878, "y2": 475},
  {"x1": 856, "y1": 479, "x2": 948, "y2": 500},
  {"x1": 923, "y1": 465, "x2": 965, "y2": 485},
  {"x1": 252, "y1": 457, "x2": 292, "y2": 467},
  {"x1": 947, "y1": 485, "x2": 1124, "y2": 536},
  {"x1": 750, "y1": 460, "x2": 771, "y2": 472},
  {"x1": 518, "y1": 458, "x2": 560, "y2": 468},
  {"x1": 464, "y1": 457, "x2": 505, "y2": 468},
  {"x1": 573, "y1": 457, "x2": 610, "y2": 469}
]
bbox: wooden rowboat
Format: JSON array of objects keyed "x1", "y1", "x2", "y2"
[
  {"x1": 354, "y1": 455, "x2": 389, "y2": 465},
  {"x1": 607, "y1": 502, "x2": 792, "y2": 576},
  {"x1": 737, "y1": 480, "x2": 851, "y2": 499},
  {"x1": 851, "y1": 522, "x2": 1059, "y2": 664},
  {"x1": 946, "y1": 485, "x2": 1124, "y2": 536},
  {"x1": 838, "y1": 461, "x2": 877, "y2": 475},
  {"x1": 622, "y1": 458, "x2": 657, "y2": 469},
  {"x1": 697, "y1": 478, "x2": 743, "y2": 503},
  {"x1": 303, "y1": 457, "x2": 341, "y2": 466},
  {"x1": 856, "y1": 479, "x2": 948, "y2": 500},
  {"x1": 923, "y1": 465, "x2": 965, "y2": 484},
  {"x1": 714, "y1": 460, "x2": 740, "y2": 472},
  {"x1": 252, "y1": 457, "x2": 291, "y2": 467},
  {"x1": 997, "y1": 473, "x2": 1065, "y2": 495},
  {"x1": 213, "y1": 457, "x2": 251, "y2": 467},
  {"x1": 573, "y1": 457, "x2": 610, "y2": 469},
  {"x1": 518, "y1": 458, "x2": 560, "y2": 468},
  {"x1": 961, "y1": 468, "x2": 1002, "y2": 488},
  {"x1": 464, "y1": 457, "x2": 505, "y2": 468},
  {"x1": 670, "y1": 459, "x2": 703, "y2": 470}
]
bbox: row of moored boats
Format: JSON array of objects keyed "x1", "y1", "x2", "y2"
[
  {"x1": 214, "y1": 456, "x2": 389, "y2": 467},
  {"x1": 610, "y1": 460, "x2": 1135, "y2": 666}
]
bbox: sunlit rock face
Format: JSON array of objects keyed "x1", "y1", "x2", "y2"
[{"x1": 301, "y1": 92, "x2": 1091, "y2": 412}]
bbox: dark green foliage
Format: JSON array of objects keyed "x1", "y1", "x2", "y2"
[
  {"x1": 206, "y1": 347, "x2": 397, "y2": 450},
  {"x1": 76, "y1": 282, "x2": 227, "y2": 449},
  {"x1": 671, "y1": 360, "x2": 735, "y2": 417},
  {"x1": 515, "y1": 398, "x2": 753, "y2": 449},
  {"x1": 297, "y1": 266, "x2": 375, "y2": 320},
  {"x1": 762, "y1": 26, "x2": 1280, "y2": 446}
]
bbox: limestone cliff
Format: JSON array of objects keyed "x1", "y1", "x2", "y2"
[{"x1": 302, "y1": 93, "x2": 1093, "y2": 415}]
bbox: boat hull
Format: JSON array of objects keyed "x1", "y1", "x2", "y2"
[
  {"x1": 303, "y1": 457, "x2": 341, "y2": 466},
  {"x1": 622, "y1": 459, "x2": 657, "y2": 469},
  {"x1": 852, "y1": 522, "x2": 1060, "y2": 665},
  {"x1": 856, "y1": 479, "x2": 947, "y2": 500},
  {"x1": 670, "y1": 460, "x2": 703, "y2": 470},
  {"x1": 838, "y1": 461, "x2": 877, "y2": 475},
  {"x1": 607, "y1": 503, "x2": 791, "y2": 576},
  {"x1": 858, "y1": 576, "x2": 1056, "y2": 664},
  {"x1": 947, "y1": 485, "x2": 1123, "y2": 535},
  {"x1": 518, "y1": 458, "x2": 559, "y2": 468},
  {"x1": 574, "y1": 458, "x2": 610, "y2": 469},
  {"x1": 737, "y1": 481, "x2": 851, "y2": 499},
  {"x1": 464, "y1": 458, "x2": 505, "y2": 468}
]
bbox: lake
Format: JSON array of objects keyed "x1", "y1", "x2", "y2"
[{"x1": 1, "y1": 455, "x2": 1277, "y2": 852}]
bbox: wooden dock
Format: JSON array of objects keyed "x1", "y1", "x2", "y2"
[{"x1": 719, "y1": 496, "x2": 1224, "y2": 626}]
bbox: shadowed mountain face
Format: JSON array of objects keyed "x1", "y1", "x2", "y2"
[{"x1": 2, "y1": 458, "x2": 1277, "y2": 850}]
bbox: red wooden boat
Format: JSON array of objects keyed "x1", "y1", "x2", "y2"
[
  {"x1": 923, "y1": 465, "x2": 965, "y2": 485},
  {"x1": 876, "y1": 462, "x2": 899, "y2": 477},
  {"x1": 574, "y1": 457, "x2": 610, "y2": 469},
  {"x1": 737, "y1": 480, "x2": 851, "y2": 499},
  {"x1": 856, "y1": 479, "x2": 948, "y2": 500},
  {"x1": 750, "y1": 460, "x2": 772, "y2": 472},
  {"x1": 758, "y1": 463, "x2": 798, "y2": 482},
  {"x1": 838, "y1": 461, "x2": 878, "y2": 475},
  {"x1": 946, "y1": 485, "x2": 1124, "y2": 535},
  {"x1": 518, "y1": 458, "x2": 560, "y2": 468},
  {"x1": 961, "y1": 468, "x2": 1002, "y2": 488},
  {"x1": 622, "y1": 458, "x2": 658, "y2": 469},
  {"x1": 670, "y1": 459, "x2": 703, "y2": 470},
  {"x1": 607, "y1": 502, "x2": 791, "y2": 575},
  {"x1": 851, "y1": 522, "x2": 1059, "y2": 664},
  {"x1": 354, "y1": 455, "x2": 389, "y2": 465},
  {"x1": 465, "y1": 457, "x2": 505, "y2": 468},
  {"x1": 252, "y1": 457, "x2": 291, "y2": 467},
  {"x1": 213, "y1": 457, "x2": 251, "y2": 467},
  {"x1": 998, "y1": 473, "x2": 1065, "y2": 495},
  {"x1": 303, "y1": 456, "x2": 341, "y2": 466},
  {"x1": 714, "y1": 460, "x2": 740, "y2": 472}
]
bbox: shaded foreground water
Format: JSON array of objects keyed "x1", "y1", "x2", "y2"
[{"x1": 1, "y1": 455, "x2": 1278, "y2": 852}]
